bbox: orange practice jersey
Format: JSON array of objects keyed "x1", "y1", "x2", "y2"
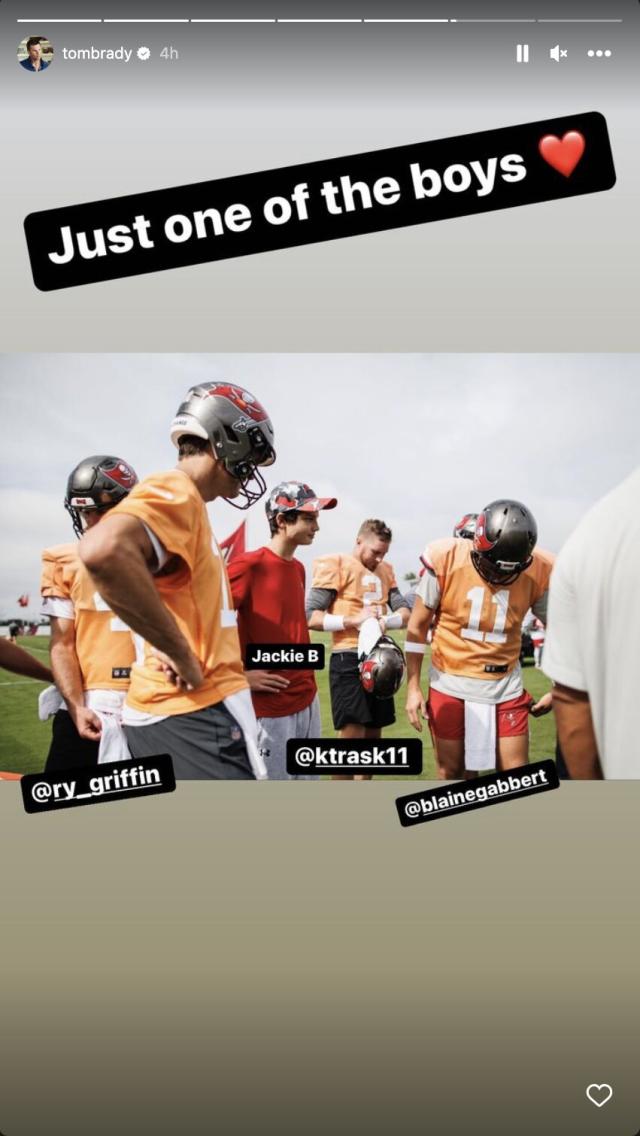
[
  {"x1": 420, "y1": 537, "x2": 553, "y2": 680},
  {"x1": 113, "y1": 468, "x2": 247, "y2": 715},
  {"x1": 311, "y1": 554, "x2": 397, "y2": 650},
  {"x1": 41, "y1": 543, "x2": 135, "y2": 691}
]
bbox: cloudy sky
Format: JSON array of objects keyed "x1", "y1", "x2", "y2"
[{"x1": 0, "y1": 353, "x2": 638, "y2": 618}]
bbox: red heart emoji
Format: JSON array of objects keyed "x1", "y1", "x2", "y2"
[{"x1": 539, "y1": 131, "x2": 586, "y2": 177}]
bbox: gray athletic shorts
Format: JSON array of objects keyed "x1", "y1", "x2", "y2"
[
  {"x1": 257, "y1": 694, "x2": 321, "y2": 781},
  {"x1": 125, "y1": 702, "x2": 255, "y2": 780}
]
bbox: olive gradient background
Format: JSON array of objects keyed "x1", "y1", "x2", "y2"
[{"x1": 0, "y1": 782, "x2": 638, "y2": 1134}]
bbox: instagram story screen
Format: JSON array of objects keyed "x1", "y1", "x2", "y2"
[{"x1": 0, "y1": 2, "x2": 639, "y2": 1135}]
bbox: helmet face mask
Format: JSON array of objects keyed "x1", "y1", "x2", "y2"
[
  {"x1": 64, "y1": 497, "x2": 112, "y2": 537},
  {"x1": 224, "y1": 461, "x2": 271, "y2": 511},
  {"x1": 472, "y1": 499, "x2": 537, "y2": 587},
  {"x1": 471, "y1": 551, "x2": 533, "y2": 586},
  {"x1": 64, "y1": 456, "x2": 138, "y2": 538}
]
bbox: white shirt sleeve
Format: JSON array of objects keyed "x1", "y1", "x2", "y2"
[
  {"x1": 541, "y1": 553, "x2": 587, "y2": 691},
  {"x1": 416, "y1": 569, "x2": 441, "y2": 610},
  {"x1": 142, "y1": 522, "x2": 169, "y2": 573},
  {"x1": 41, "y1": 596, "x2": 75, "y2": 620}
]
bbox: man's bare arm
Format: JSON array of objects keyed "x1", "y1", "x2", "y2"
[
  {"x1": 79, "y1": 513, "x2": 203, "y2": 690},
  {"x1": 405, "y1": 596, "x2": 436, "y2": 732},
  {"x1": 49, "y1": 617, "x2": 84, "y2": 707},
  {"x1": 552, "y1": 682, "x2": 602, "y2": 779},
  {"x1": 49, "y1": 616, "x2": 102, "y2": 740},
  {"x1": 307, "y1": 609, "x2": 328, "y2": 632},
  {"x1": 382, "y1": 604, "x2": 412, "y2": 631},
  {"x1": 0, "y1": 638, "x2": 53, "y2": 684}
]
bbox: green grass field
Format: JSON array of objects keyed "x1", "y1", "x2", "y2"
[
  {"x1": 0, "y1": 633, "x2": 556, "y2": 778},
  {"x1": 0, "y1": 637, "x2": 55, "y2": 774}
]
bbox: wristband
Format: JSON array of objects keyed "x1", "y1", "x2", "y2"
[
  {"x1": 405, "y1": 641, "x2": 427, "y2": 655},
  {"x1": 384, "y1": 612, "x2": 403, "y2": 629},
  {"x1": 323, "y1": 614, "x2": 345, "y2": 632}
]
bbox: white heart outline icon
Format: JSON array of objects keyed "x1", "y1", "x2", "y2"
[{"x1": 586, "y1": 1083, "x2": 613, "y2": 1108}]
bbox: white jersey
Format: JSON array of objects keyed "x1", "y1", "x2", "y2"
[{"x1": 543, "y1": 466, "x2": 640, "y2": 778}]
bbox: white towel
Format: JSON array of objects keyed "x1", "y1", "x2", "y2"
[
  {"x1": 85, "y1": 689, "x2": 126, "y2": 715},
  {"x1": 38, "y1": 685, "x2": 64, "y2": 721},
  {"x1": 82, "y1": 690, "x2": 130, "y2": 764},
  {"x1": 357, "y1": 616, "x2": 382, "y2": 660},
  {"x1": 95, "y1": 712, "x2": 131, "y2": 764},
  {"x1": 224, "y1": 687, "x2": 268, "y2": 780},
  {"x1": 37, "y1": 685, "x2": 130, "y2": 762},
  {"x1": 464, "y1": 700, "x2": 496, "y2": 771}
]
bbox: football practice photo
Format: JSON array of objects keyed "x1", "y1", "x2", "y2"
[{"x1": 1, "y1": 353, "x2": 638, "y2": 781}]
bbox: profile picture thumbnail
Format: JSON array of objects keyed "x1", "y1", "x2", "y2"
[{"x1": 18, "y1": 35, "x2": 54, "y2": 73}]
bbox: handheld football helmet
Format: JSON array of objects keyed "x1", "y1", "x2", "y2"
[
  {"x1": 65, "y1": 455, "x2": 138, "y2": 538},
  {"x1": 359, "y1": 635, "x2": 406, "y2": 699},
  {"x1": 265, "y1": 481, "x2": 337, "y2": 522},
  {"x1": 170, "y1": 382, "x2": 275, "y2": 509},
  {"x1": 453, "y1": 512, "x2": 479, "y2": 540},
  {"x1": 472, "y1": 499, "x2": 537, "y2": 586}
]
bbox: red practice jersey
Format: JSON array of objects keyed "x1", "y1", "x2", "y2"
[{"x1": 228, "y1": 547, "x2": 317, "y2": 719}]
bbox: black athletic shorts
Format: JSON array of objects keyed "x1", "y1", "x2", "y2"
[
  {"x1": 45, "y1": 709, "x2": 100, "y2": 771},
  {"x1": 329, "y1": 651, "x2": 396, "y2": 730}
]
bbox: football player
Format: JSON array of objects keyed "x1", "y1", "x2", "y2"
[
  {"x1": 406, "y1": 499, "x2": 552, "y2": 780},
  {"x1": 307, "y1": 519, "x2": 410, "y2": 780},
  {"x1": 228, "y1": 481, "x2": 337, "y2": 780},
  {"x1": 79, "y1": 382, "x2": 276, "y2": 780},
  {"x1": 40, "y1": 456, "x2": 138, "y2": 770}
]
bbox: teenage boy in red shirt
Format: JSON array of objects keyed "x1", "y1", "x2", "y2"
[{"x1": 228, "y1": 482, "x2": 337, "y2": 780}]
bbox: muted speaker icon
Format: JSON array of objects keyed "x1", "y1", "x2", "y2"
[{"x1": 550, "y1": 44, "x2": 568, "y2": 61}]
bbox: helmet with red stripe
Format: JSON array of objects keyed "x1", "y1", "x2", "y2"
[
  {"x1": 472, "y1": 500, "x2": 537, "y2": 585},
  {"x1": 170, "y1": 382, "x2": 276, "y2": 510},
  {"x1": 359, "y1": 635, "x2": 406, "y2": 698},
  {"x1": 453, "y1": 512, "x2": 479, "y2": 540},
  {"x1": 65, "y1": 455, "x2": 138, "y2": 538}
]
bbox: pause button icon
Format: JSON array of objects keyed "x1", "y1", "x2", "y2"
[{"x1": 516, "y1": 43, "x2": 530, "y2": 63}]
